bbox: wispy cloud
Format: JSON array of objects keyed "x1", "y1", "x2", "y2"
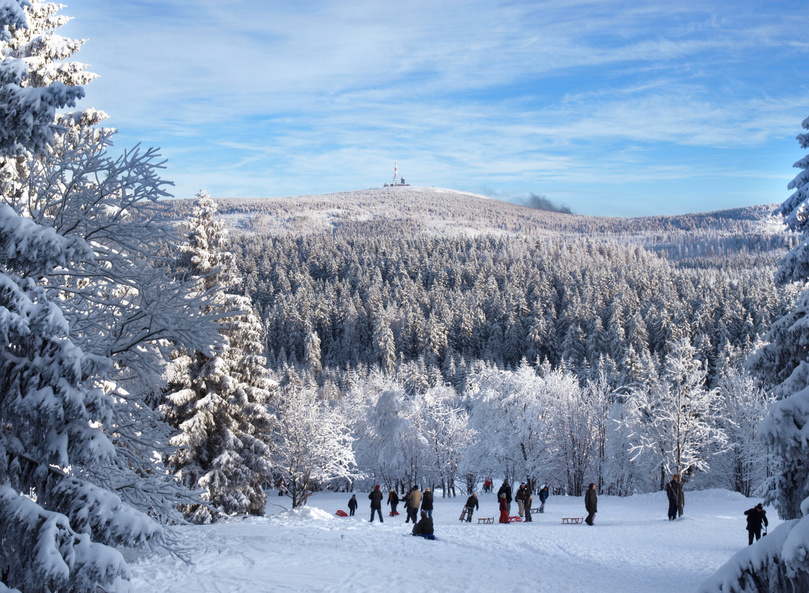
[{"x1": 59, "y1": 0, "x2": 809, "y2": 215}]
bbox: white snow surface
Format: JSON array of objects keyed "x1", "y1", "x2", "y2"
[{"x1": 128, "y1": 488, "x2": 772, "y2": 593}]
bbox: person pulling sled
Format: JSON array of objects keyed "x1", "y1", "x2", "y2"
[{"x1": 460, "y1": 492, "x2": 479, "y2": 522}]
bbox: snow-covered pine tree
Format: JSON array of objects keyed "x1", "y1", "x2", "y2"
[
  {"x1": 0, "y1": 5, "x2": 166, "y2": 592},
  {"x1": 163, "y1": 192, "x2": 276, "y2": 522},
  {"x1": 701, "y1": 115, "x2": 809, "y2": 593},
  {"x1": 0, "y1": 0, "x2": 224, "y2": 528},
  {"x1": 0, "y1": 0, "x2": 83, "y2": 155}
]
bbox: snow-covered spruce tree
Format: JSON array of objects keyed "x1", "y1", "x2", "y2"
[
  {"x1": 0, "y1": 0, "x2": 83, "y2": 154},
  {"x1": 271, "y1": 375, "x2": 357, "y2": 508},
  {"x1": 163, "y1": 192, "x2": 276, "y2": 522},
  {"x1": 0, "y1": 5, "x2": 166, "y2": 592},
  {"x1": 0, "y1": 0, "x2": 224, "y2": 526},
  {"x1": 701, "y1": 115, "x2": 809, "y2": 593}
]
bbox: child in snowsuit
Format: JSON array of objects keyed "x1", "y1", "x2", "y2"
[{"x1": 498, "y1": 492, "x2": 509, "y2": 524}]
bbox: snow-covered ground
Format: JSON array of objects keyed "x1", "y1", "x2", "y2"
[{"x1": 128, "y1": 488, "x2": 773, "y2": 593}]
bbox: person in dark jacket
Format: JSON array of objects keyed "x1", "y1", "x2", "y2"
[
  {"x1": 497, "y1": 480, "x2": 512, "y2": 515},
  {"x1": 369, "y1": 485, "x2": 384, "y2": 522},
  {"x1": 539, "y1": 485, "x2": 549, "y2": 513},
  {"x1": 745, "y1": 503, "x2": 768, "y2": 545},
  {"x1": 585, "y1": 483, "x2": 597, "y2": 526},
  {"x1": 348, "y1": 494, "x2": 358, "y2": 516},
  {"x1": 463, "y1": 492, "x2": 479, "y2": 522},
  {"x1": 515, "y1": 483, "x2": 528, "y2": 518},
  {"x1": 421, "y1": 487, "x2": 434, "y2": 518},
  {"x1": 388, "y1": 489, "x2": 400, "y2": 516},
  {"x1": 665, "y1": 475, "x2": 680, "y2": 521},
  {"x1": 412, "y1": 510, "x2": 434, "y2": 537},
  {"x1": 524, "y1": 490, "x2": 533, "y2": 522}
]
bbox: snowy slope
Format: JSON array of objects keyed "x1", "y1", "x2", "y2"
[{"x1": 128, "y1": 488, "x2": 771, "y2": 593}]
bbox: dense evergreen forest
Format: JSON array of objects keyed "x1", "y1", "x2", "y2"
[{"x1": 175, "y1": 188, "x2": 796, "y2": 394}]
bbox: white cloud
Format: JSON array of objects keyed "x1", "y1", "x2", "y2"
[{"x1": 59, "y1": 0, "x2": 809, "y2": 215}]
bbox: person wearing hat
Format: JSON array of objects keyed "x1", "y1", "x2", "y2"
[
  {"x1": 744, "y1": 503, "x2": 768, "y2": 545},
  {"x1": 369, "y1": 485, "x2": 384, "y2": 522},
  {"x1": 348, "y1": 494, "x2": 358, "y2": 516}
]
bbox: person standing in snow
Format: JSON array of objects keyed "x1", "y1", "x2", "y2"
[
  {"x1": 524, "y1": 489, "x2": 533, "y2": 522},
  {"x1": 348, "y1": 494, "x2": 358, "y2": 516},
  {"x1": 585, "y1": 483, "x2": 597, "y2": 526},
  {"x1": 421, "y1": 487, "x2": 434, "y2": 518},
  {"x1": 744, "y1": 503, "x2": 768, "y2": 545},
  {"x1": 408, "y1": 485, "x2": 423, "y2": 524},
  {"x1": 388, "y1": 489, "x2": 400, "y2": 517},
  {"x1": 369, "y1": 485, "x2": 384, "y2": 522},
  {"x1": 515, "y1": 483, "x2": 527, "y2": 518},
  {"x1": 498, "y1": 492, "x2": 509, "y2": 524},
  {"x1": 464, "y1": 492, "x2": 479, "y2": 522},
  {"x1": 497, "y1": 480, "x2": 512, "y2": 515},
  {"x1": 539, "y1": 485, "x2": 549, "y2": 513},
  {"x1": 666, "y1": 475, "x2": 680, "y2": 521}
]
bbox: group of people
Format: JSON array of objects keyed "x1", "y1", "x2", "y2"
[
  {"x1": 349, "y1": 478, "x2": 768, "y2": 547},
  {"x1": 349, "y1": 485, "x2": 435, "y2": 536}
]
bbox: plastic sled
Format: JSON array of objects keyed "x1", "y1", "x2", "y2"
[
  {"x1": 508, "y1": 516, "x2": 522, "y2": 523},
  {"x1": 335, "y1": 510, "x2": 348, "y2": 517}
]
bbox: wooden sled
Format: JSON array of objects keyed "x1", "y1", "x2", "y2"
[{"x1": 561, "y1": 517, "x2": 584, "y2": 524}]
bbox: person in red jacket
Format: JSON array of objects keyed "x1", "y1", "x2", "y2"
[{"x1": 498, "y1": 492, "x2": 509, "y2": 524}]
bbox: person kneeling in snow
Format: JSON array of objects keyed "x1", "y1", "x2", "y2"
[{"x1": 412, "y1": 510, "x2": 434, "y2": 537}]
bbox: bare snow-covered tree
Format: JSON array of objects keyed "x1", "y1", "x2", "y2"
[
  {"x1": 419, "y1": 384, "x2": 473, "y2": 497},
  {"x1": 712, "y1": 366, "x2": 773, "y2": 497},
  {"x1": 628, "y1": 338, "x2": 727, "y2": 490},
  {"x1": 465, "y1": 362, "x2": 555, "y2": 486},
  {"x1": 272, "y1": 381, "x2": 357, "y2": 508}
]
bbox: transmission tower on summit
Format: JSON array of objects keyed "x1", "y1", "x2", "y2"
[{"x1": 385, "y1": 161, "x2": 409, "y2": 187}]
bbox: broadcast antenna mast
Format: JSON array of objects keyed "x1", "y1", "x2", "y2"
[{"x1": 393, "y1": 161, "x2": 398, "y2": 185}]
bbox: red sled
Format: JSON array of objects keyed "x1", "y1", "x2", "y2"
[
  {"x1": 508, "y1": 516, "x2": 522, "y2": 523},
  {"x1": 335, "y1": 510, "x2": 348, "y2": 517}
]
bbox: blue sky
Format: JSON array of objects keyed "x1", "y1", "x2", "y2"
[{"x1": 60, "y1": 0, "x2": 809, "y2": 217}]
